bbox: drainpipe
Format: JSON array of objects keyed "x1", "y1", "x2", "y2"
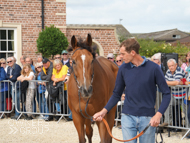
[{"x1": 41, "y1": 0, "x2": 44, "y2": 30}]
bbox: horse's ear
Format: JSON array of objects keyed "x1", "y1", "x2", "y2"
[
  {"x1": 71, "y1": 35, "x2": 78, "y2": 49},
  {"x1": 86, "y1": 34, "x2": 92, "y2": 47}
]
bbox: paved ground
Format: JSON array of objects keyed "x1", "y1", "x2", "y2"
[{"x1": 0, "y1": 118, "x2": 190, "y2": 143}]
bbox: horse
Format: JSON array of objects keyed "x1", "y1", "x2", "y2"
[{"x1": 67, "y1": 34, "x2": 118, "y2": 143}]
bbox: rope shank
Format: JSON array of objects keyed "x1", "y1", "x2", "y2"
[{"x1": 102, "y1": 118, "x2": 150, "y2": 142}]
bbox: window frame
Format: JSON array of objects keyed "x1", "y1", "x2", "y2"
[{"x1": 0, "y1": 28, "x2": 17, "y2": 59}]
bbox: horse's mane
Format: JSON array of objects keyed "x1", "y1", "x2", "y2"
[{"x1": 67, "y1": 38, "x2": 97, "y2": 59}]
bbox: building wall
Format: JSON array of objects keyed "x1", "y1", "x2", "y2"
[
  {"x1": 0, "y1": 0, "x2": 120, "y2": 64},
  {"x1": 66, "y1": 28, "x2": 120, "y2": 57},
  {"x1": 0, "y1": 0, "x2": 66, "y2": 64}
]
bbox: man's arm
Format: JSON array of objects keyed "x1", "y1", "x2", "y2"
[
  {"x1": 166, "y1": 80, "x2": 179, "y2": 86},
  {"x1": 151, "y1": 67, "x2": 171, "y2": 127},
  {"x1": 8, "y1": 65, "x2": 21, "y2": 82}
]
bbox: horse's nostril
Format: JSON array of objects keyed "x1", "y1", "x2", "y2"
[{"x1": 88, "y1": 86, "x2": 93, "y2": 94}]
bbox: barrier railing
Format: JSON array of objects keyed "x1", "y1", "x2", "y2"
[
  {"x1": 14, "y1": 80, "x2": 71, "y2": 122},
  {"x1": 159, "y1": 85, "x2": 190, "y2": 140},
  {"x1": 114, "y1": 85, "x2": 190, "y2": 140},
  {"x1": 0, "y1": 80, "x2": 14, "y2": 119}
]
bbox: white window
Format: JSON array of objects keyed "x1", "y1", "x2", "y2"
[
  {"x1": 173, "y1": 35, "x2": 181, "y2": 39},
  {"x1": 0, "y1": 28, "x2": 17, "y2": 59}
]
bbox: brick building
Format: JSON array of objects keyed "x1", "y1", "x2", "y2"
[{"x1": 0, "y1": 0, "x2": 131, "y2": 65}]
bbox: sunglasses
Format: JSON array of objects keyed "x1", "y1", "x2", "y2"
[
  {"x1": 116, "y1": 60, "x2": 122, "y2": 63},
  {"x1": 37, "y1": 66, "x2": 43, "y2": 68},
  {"x1": 62, "y1": 53, "x2": 68, "y2": 55},
  {"x1": 7, "y1": 61, "x2": 12, "y2": 64},
  {"x1": 1, "y1": 63, "x2": 6, "y2": 64},
  {"x1": 55, "y1": 57, "x2": 61, "y2": 59},
  {"x1": 108, "y1": 57, "x2": 113, "y2": 60}
]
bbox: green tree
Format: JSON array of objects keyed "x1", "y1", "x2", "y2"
[
  {"x1": 36, "y1": 25, "x2": 69, "y2": 58},
  {"x1": 119, "y1": 37, "x2": 189, "y2": 60}
]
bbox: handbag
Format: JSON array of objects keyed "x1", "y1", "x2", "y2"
[
  {"x1": 20, "y1": 80, "x2": 29, "y2": 103},
  {"x1": 47, "y1": 81, "x2": 63, "y2": 98}
]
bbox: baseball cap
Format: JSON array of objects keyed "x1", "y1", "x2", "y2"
[
  {"x1": 42, "y1": 58, "x2": 50, "y2": 64},
  {"x1": 107, "y1": 53, "x2": 114, "y2": 59},
  {"x1": 61, "y1": 50, "x2": 68, "y2": 54}
]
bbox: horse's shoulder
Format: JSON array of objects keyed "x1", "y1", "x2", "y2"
[{"x1": 95, "y1": 56, "x2": 118, "y2": 76}]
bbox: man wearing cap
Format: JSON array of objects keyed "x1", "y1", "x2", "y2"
[
  {"x1": 41, "y1": 58, "x2": 54, "y2": 121},
  {"x1": 61, "y1": 50, "x2": 70, "y2": 68},
  {"x1": 107, "y1": 53, "x2": 117, "y2": 65}
]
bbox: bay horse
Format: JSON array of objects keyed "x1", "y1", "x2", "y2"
[{"x1": 67, "y1": 34, "x2": 118, "y2": 143}]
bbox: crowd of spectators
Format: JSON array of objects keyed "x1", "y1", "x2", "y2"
[{"x1": 0, "y1": 50, "x2": 72, "y2": 122}]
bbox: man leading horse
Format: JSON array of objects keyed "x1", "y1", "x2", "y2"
[{"x1": 93, "y1": 38, "x2": 171, "y2": 143}]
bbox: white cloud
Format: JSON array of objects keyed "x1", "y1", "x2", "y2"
[{"x1": 66, "y1": 0, "x2": 190, "y2": 33}]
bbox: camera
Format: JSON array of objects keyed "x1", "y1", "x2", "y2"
[{"x1": 188, "y1": 59, "x2": 190, "y2": 63}]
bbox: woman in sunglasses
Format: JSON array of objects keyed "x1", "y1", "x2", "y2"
[
  {"x1": 35, "y1": 62, "x2": 49, "y2": 120},
  {"x1": 0, "y1": 58, "x2": 8, "y2": 73},
  {"x1": 0, "y1": 61, "x2": 8, "y2": 116},
  {"x1": 116, "y1": 55, "x2": 124, "y2": 67}
]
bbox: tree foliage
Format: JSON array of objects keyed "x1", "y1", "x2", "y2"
[
  {"x1": 36, "y1": 25, "x2": 69, "y2": 58},
  {"x1": 120, "y1": 37, "x2": 189, "y2": 61},
  {"x1": 137, "y1": 39, "x2": 189, "y2": 59}
]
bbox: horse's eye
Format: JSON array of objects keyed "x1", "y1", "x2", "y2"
[{"x1": 72, "y1": 60, "x2": 76, "y2": 64}]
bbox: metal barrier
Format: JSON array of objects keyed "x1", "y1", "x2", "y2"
[
  {"x1": 114, "y1": 101, "x2": 123, "y2": 127},
  {"x1": 0, "y1": 80, "x2": 14, "y2": 119},
  {"x1": 114, "y1": 85, "x2": 190, "y2": 140},
  {"x1": 14, "y1": 80, "x2": 71, "y2": 122},
  {"x1": 157, "y1": 85, "x2": 190, "y2": 140}
]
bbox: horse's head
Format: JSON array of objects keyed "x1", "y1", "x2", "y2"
[{"x1": 69, "y1": 34, "x2": 96, "y2": 98}]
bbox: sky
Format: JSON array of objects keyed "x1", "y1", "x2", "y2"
[{"x1": 66, "y1": 0, "x2": 190, "y2": 33}]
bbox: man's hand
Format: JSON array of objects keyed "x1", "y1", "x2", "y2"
[
  {"x1": 93, "y1": 108, "x2": 108, "y2": 122},
  {"x1": 10, "y1": 75, "x2": 13, "y2": 78},
  {"x1": 149, "y1": 112, "x2": 162, "y2": 127}
]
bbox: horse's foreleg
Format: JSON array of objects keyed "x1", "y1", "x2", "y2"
[
  {"x1": 96, "y1": 109, "x2": 116, "y2": 143},
  {"x1": 85, "y1": 119, "x2": 93, "y2": 143},
  {"x1": 72, "y1": 111, "x2": 86, "y2": 143},
  {"x1": 96, "y1": 121, "x2": 112, "y2": 143}
]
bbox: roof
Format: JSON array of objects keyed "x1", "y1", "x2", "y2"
[
  {"x1": 66, "y1": 24, "x2": 132, "y2": 39},
  {"x1": 131, "y1": 28, "x2": 190, "y2": 42},
  {"x1": 171, "y1": 36, "x2": 190, "y2": 43}
]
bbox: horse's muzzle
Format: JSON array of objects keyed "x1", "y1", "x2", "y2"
[{"x1": 79, "y1": 85, "x2": 93, "y2": 98}]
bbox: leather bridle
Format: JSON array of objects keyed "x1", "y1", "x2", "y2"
[{"x1": 71, "y1": 48, "x2": 94, "y2": 119}]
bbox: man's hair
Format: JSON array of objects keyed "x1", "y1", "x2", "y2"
[
  {"x1": 167, "y1": 58, "x2": 176, "y2": 65},
  {"x1": 7, "y1": 57, "x2": 14, "y2": 61},
  {"x1": 152, "y1": 53, "x2": 161, "y2": 62},
  {"x1": 23, "y1": 55, "x2": 27, "y2": 61},
  {"x1": 120, "y1": 38, "x2": 140, "y2": 54}
]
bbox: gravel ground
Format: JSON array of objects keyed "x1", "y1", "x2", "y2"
[{"x1": 0, "y1": 118, "x2": 190, "y2": 143}]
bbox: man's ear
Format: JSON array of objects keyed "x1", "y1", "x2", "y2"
[{"x1": 131, "y1": 50, "x2": 136, "y2": 56}]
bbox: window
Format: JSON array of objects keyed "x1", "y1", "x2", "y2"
[
  {"x1": 0, "y1": 28, "x2": 17, "y2": 59},
  {"x1": 173, "y1": 35, "x2": 181, "y2": 39}
]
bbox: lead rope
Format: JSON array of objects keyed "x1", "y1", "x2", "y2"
[{"x1": 102, "y1": 118, "x2": 151, "y2": 142}]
